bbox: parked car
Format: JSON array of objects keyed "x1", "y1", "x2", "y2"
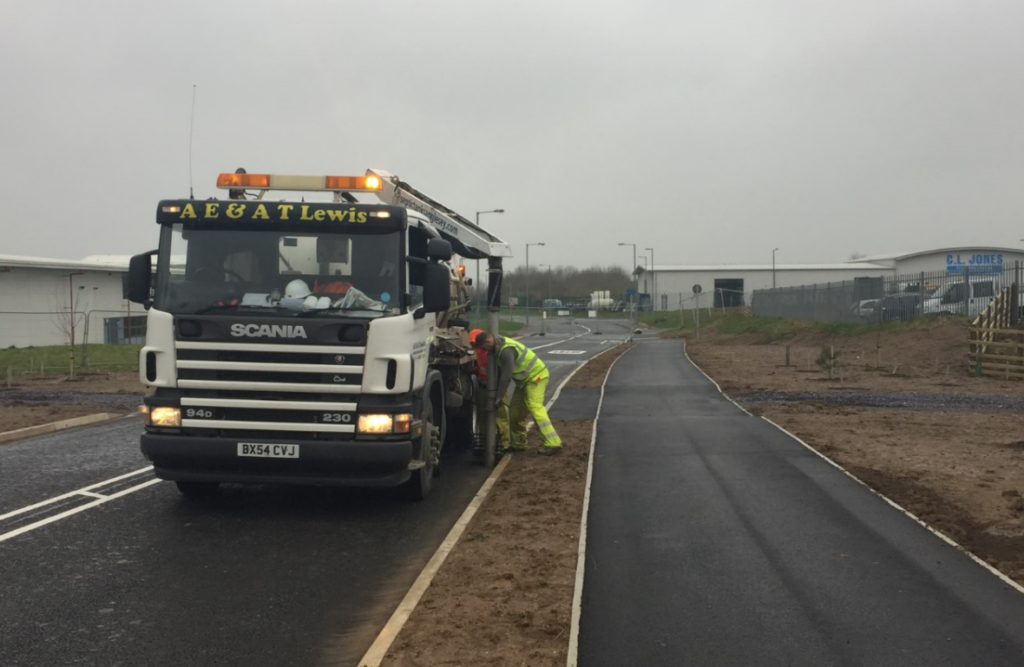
[
  {"x1": 923, "y1": 277, "x2": 1004, "y2": 317},
  {"x1": 851, "y1": 299, "x2": 881, "y2": 321}
]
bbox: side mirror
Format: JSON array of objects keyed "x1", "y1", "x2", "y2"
[
  {"x1": 420, "y1": 263, "x2": 451, "y2": 315},
  {"x1": 128, "y1": 251, "x2": 157, "y2": 305},
  {"x1": 427, "y1": 239, "x2": 453, "y2": 262}
]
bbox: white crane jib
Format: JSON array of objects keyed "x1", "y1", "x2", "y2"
[{"x1": 366, "y1": 169, "x2": 512, "y2": 261}]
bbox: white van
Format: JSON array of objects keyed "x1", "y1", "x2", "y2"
[{"x1": 923, "y1": 277, "x2": 1002, "y2": 317}]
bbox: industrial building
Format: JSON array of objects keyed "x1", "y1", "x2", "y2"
[
  {"x1": 0, "y1": 255, "x2": 137, "y2": 349},
  {"x1": 646, "y1": 246, "x2": 1024, "y2": 310}
]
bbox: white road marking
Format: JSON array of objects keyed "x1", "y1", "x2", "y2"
[
  {"x1": 681, "y1": 339, "x2": 755, "y2": 417},
  {"x1": 548, "y1": 350, "x2": 586, "y2": 355},
  {"x1": 0, "y1": 478, "x2": 161, "y2": 544},
  {"x1": 566, "y1": 344, "x2": 635, "y2": 667},
  {"x1": 761, "y1": 416, "x2": 1024, "y2": 598},
  {"x1": 0, "y1": 465, "x2": 155, "y2": 523},
  {"x1": 357, "y1": 455, "x2": 512, "y2": 667},
  {"x1": 528, "y1": 325, "x2": 592, "y2": 351},
  {"x1": 682, "y1": 337, "x2": 1024, "y2": 598},
  {"x1": 358, "y1": 339, "x2": 623, "y2": 667}
]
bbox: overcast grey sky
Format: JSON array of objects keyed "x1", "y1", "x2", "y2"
[{"x1": 2, "y1": 0, "x2": 1023, "y2": 270}]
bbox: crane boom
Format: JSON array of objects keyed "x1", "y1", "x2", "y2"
[{"x1": 367, "y1": 169, "x2": 512, "y2": 261}]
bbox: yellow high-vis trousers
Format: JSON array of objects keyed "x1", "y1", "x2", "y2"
[
  {"x1": 509, "y1": 372, "x2": 562, "y2": 450},
  {"x1": 477, "y1": 389, "x2": 510, "y2": 447}
]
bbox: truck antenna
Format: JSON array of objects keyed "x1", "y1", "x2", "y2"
[{"x1": 188, "y1": 84, "x2": 197, "y2": 199}]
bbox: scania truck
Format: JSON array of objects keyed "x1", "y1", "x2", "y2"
[{"x1": 128, "y1": 169, "x2": 511, "y2": 500}]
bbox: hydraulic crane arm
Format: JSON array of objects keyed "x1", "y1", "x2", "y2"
[{"x1": 367, "y1": 169, "x2": 512, "y2": 261}]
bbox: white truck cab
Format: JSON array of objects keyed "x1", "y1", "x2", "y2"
[{"x1": 127, "y1": 170, "x2": 512, "y2": 500}]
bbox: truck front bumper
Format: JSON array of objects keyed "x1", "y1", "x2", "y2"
[{"x1": 141, "y1": 433, "x2": 414, "y2": 488}]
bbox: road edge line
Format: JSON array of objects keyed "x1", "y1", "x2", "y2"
[
  {"x1": 0, "y1": 412, "x2": 133, "y2": 445},
  {"x1": 681, "y1": 339, "x2": 755, "y2": 416},
  {"x1": 357, "y1": 335, "x2": 619, "y2": 667},
  {"x1": 566, "y1": 343, "x2": 636, "y2": 667},
  {"x1": 530, "y1": 323, "x2": 592, "y2": 351},
  {"x1": 357, "y1": 454, "x2": 512, "y2": 667},
  {"x1": 681, "y1": 337, "x2": 1024, "y2": 596},
  {"x1": 760, "y1": 415, "x2": 1024, "y2": 597}
]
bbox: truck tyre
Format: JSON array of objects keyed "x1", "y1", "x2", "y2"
[
  {"x1": 175, "y1": 481, "x2": 220, "y2": 497},
  {"x1": 401, "y1": 389, "x2": 443, "y2": 501}
]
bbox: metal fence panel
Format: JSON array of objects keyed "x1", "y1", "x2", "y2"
[{"x1": 751, "y1": 263, "x2": 1024, "y2": 324}]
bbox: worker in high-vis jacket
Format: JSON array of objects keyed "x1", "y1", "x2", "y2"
[
  {"x1": 470, "y1": 329, "x2": 509, "y2": 449},
  {"x1": 474, "y1": 332, "x2": 562, "y2": 455}
]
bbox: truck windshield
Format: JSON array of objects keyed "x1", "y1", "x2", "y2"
[{"x1": 154, "y1": 223, "x2": 402, "y2": 317}]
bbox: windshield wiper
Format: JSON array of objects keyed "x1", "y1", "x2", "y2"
[
  {"x1": 193, "y1": 303, "x2": 243, "y2": 315},
  {"x1": 294, "y1": 305, "x2": 383, "y2": 318}
]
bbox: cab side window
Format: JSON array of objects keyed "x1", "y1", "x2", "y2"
[{"x1": 407, "y1": 226, "x2": 429, "y2": 309}]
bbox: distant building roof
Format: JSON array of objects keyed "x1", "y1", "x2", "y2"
[
  {"x1": 648, "y1": 263, "x2": 890, "y2": 272},
  {"x1": 0, "y1": 254, "x2": 129, "y2": 272},
  {"x1": 848, "y1": 247, "x2": 1024, "y2": 264}
]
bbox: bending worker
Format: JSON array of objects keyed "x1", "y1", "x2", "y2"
[
  {"x1": 474, "y1": 332, "x2": 562, "y2": 456},
  {"x1": 470, "y1": 329, "x2": 510, "y2": 450}
]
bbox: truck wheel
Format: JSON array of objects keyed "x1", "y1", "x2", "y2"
[
  {"x1": 175, "y1": 481, "x2": 220, "y2": 497},
  {"x1": 401, "y1": 397, "x2": 441, "y2": 501}
]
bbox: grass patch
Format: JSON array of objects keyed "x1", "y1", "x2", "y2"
[
  {"x1": 0, "y1": 344, "x2": 141, "y2": 375},
  {"x1": 467, "y1": 319, "x2": 526, "y2": 335}
]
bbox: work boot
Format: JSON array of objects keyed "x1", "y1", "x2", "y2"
[{"x1": 537, "y1": 446, "x2": 561, "y2": 457}]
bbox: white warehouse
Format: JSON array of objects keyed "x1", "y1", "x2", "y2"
[
  {"x1": 0, "y1": 255, "x2": 139, "y2": 349},
  {"x1": 645, "y1": 247, "x2": 1024, "y2": 310}
]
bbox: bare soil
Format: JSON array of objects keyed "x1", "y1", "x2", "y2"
[
  {"x1": 2, "y1": 371, "x2": 142, "y2": 394},
  {"x1": 0, "y1": 403, "x2": 133, "y2": 434},
  {"x1": 686, "y1": 320, "x2": 1024, "y2": 397},
  {"x1": 686, "y1": 320, "x2": 1024, "y2": 585},
  {"x1": 381, "y1": 344, "x2": 631, "y2": 667},
  {"x1": 0, "y1": 372, "x2": 142, "y2": 433}
]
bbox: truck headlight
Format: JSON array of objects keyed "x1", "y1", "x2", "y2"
[
  {"x1": 358, "y1": 414, "x2": 393, "y2": 434},
  {"x1": 357, "y1": 413, "x2": 414, "y2": 434},
  {"x1": 149, "y1": 406, "x2": 181, "y2": 428}
]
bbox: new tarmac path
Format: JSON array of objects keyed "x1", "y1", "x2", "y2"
[{"x1": 577, "y1": 339, "x2": 1024, "y2": 666}]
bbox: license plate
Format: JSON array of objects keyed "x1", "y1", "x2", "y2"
[{"x1": 237, "y1": 443, "x2": 300, "y2": 459}]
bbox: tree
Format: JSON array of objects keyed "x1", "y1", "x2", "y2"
[{"x1": 52, "y1": 278, "x2": 84, "y2": 379}]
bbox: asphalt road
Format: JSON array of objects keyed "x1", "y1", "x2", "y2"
[
  {"x1": 578, "y1": 339, "x2": 1024, "y2": 666},
  {"x1": 0, "y1": 319, "x2": 628, "y2": 667}
]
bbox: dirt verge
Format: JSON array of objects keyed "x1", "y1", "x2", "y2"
[
  {"x1": 380, "y1": 343, "x2": 632, "y2": 667},
  {"x1": 0, "y1": 372, "x2": 142, "y2": 433},
  {"x1": 0, "y1": 403, "x2": 134, "y2": 435}
]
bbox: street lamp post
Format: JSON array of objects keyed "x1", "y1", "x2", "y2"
[
  {"x1": 526, "y1": 243, "x2": 545, "y2": 326},
  {"x1": 475, "y1": 209, "x2": 505, "y2": 317},
  {"x1": 537, "y1": 263, "x2": 551, "y2": 334},
  {"x1": 618, "y1": 242, "x2": 637, "y2": 328},
  {"x1": 639, "y1": 255, "x2": 648, "y2": 312},
  {"x1": 645, "y1": 246, "x2": 655, "y2": 311},
  {"x1": 773, "y1": 247, "x2": 780, "y2": 289}
]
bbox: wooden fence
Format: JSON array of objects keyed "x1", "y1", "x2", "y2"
[{"x1": 969, "y1": 284, "x2": 1023, "y2": 379}]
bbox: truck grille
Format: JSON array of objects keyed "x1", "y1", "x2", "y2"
[{"x1": 175, "y1": 341, "x2": 364, "y2": 435}]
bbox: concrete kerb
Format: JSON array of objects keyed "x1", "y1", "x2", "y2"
[
  {"x1": 682, "y1": 337, "x2": 1024, "y2": 598},
  {"x1": 0, "y1": 412, "x2": 132, "y2": 445},
  {"x1": 566, "y1": 343, "x2": 637, "y2": 667},
  {"x1": 358, "y1": 339, "x2": 629, "y2": 667}
]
